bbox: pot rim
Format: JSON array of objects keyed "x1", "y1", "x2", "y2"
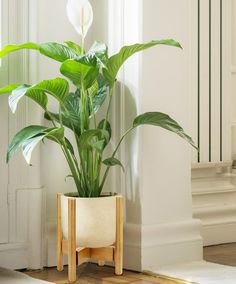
[{"x1": 62, "y1": 192, "x2": 118, "y2": 199}]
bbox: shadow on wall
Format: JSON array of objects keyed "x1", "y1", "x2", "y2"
[{"x1": 116, "y1": 81, "x2": 142, "y2": 225}]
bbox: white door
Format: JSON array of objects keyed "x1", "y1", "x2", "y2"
[{"x1": 0, "y1": 0, "x2": 9, "y2": 243}]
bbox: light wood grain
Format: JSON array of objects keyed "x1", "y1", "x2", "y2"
[
  {"x1": 68, "y1": 198, "x2": 76, "y2": 282},
  {"x1": 91, "y1": 247, "x2": 114, "y2": 262},
  {"x1": 57, "y1": 193, "x2": 63, "y2": 272},
  {"x1": 115, "y1": 195, "x2": 123, "y2": 275},
  {"x1": 204, "y1": 243, "x2": 236, "y2": 266},
  {"x1": 77, "y1": 248, "x2": 90, "y2": 266},
  {"x1": 62, "y1": 240, "x2": 68, "y2": 255}
]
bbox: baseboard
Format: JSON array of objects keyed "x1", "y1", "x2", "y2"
[
  {"x1": 192, "y1": 166, "x2": 236, "y2": 246},
  {"x1": 201, "y1": 221, "x2": 236, "y2": 246},
  {"x1": 0, "y1": 243, "x2": 28, "y2": 269},
  {"x1": 124, "y1": 220, "x2": 203, "y2": 271},
  {"x1": 193, "y1": 204, "x2": 236, "y2": 245},
  {"x1": 44, "y1": 220, "x2": 67, "y2": 267}
]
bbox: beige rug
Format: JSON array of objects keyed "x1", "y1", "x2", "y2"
[
  {"x1": 153, "y1": 261, "x2": 236, "y2": 284},
  {"x1": 0, "y1": 267, "x2": 53, "y2": 284}
]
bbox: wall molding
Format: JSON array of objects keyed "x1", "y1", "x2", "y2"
[
  {"x1": 0, "y1": 0, "x2": 42, "y2": 270},
  {"x1": 192, "y1": 165, "x2": 236, "y2": 245},
  {"x1": 0, "y1": 243, "x2": 28, "y2": 269},
  {"x1": 124, "y1": 220, "x2": 202, "y2": 271}
]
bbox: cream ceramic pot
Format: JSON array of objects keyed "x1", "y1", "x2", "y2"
[{"x1": 61, "y1": 194, "x2": 116, "y2": 248}]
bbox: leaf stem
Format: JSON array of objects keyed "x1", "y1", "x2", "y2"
[{"x1": 99, "y1": 127, "x2": 134, "y2": 194}]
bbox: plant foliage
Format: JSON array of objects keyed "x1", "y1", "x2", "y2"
[{"x1": 0, "y1": 39, "x2": 196, "y2": 197}]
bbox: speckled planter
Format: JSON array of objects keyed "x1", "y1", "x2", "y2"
[{"x1": 60, "y1": 194, "x2": 116, "y2": 248}]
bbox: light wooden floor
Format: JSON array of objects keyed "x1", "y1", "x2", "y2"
[
  {"x1": 24, "y1": 243, "x2": 236, "y2": 284},
  {"x1": 204, "y1": 242, "x2": 236, "y2": 267}
]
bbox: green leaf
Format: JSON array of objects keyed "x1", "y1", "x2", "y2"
[
  {"x1": 103, "y1": 157, "x2": 124, "y2": 172},
  {"x1": 22, "y1": 127, "x2": 64, "y2": 164},
  {"x1": 89, "y1": 139, "x2": 106, "y2": 153},
  {"x1": 0, "y1": 42, "x2": 40, "y2": 58},
  {"x1": 0, "y1": 42, "x2": 78, "y2": 62},
  {"x1": 64, "y1": 41, "x2": 83, "y2": 55},
  {"x1": 133, "y1": 112, "x2": 197, "y2": 149},
  {"x1": 0, "y1": 84, "x2": 21, "y2": 94},
  {"x1": 60, "y1": 59, "x2": 99, "y2": 88},
  {"x1": 39, "y1": 42, "x2": 78, "y2": 62},
  {"x1": 88, "y1": 41, "x2": 108, "y2": 68},
  {"x1": 44, "y1": 92, "x2": 81, "y2": 135},
  {"x1": 9, "y1": 84, "x2": 48, "y2": 113},
  {"x1": 22, "y1": 135, "x2": 45, "y2": 165},
  {"x1": 98, "y1": 120, "x2": 111, "y2": 147},
  {"x1": 7, "y1": 125, "x2": 64, "y2": 164},
  {"x1": 103, "y1": 39, "x2": 182, "y2": 85},
  {"x1": 7, "y1": 125, "x2": 48, "y2": 162},
  {"x1": 78, "y1": 129, "x2": 109, "y2": 153},
  {"x1": 32, "y1": 78, "x2": 69, "y2": 105},
  {"x1": 8, "y1": 78, "x2": 68, "y2": 113},
  {"x1": 65, "y1": 138, "x2": 75, "y2": 155},
  {"x1": 92, "y1": 83, "x2": 108, "y2": 113}
]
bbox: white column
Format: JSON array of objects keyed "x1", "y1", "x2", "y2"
[{"x1": 107, "y1": 0, "x2": 203, "y2": 271}]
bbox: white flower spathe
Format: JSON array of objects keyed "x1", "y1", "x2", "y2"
[{"x1": 67, "y1": 0, "x2": 93, "y2": 38}]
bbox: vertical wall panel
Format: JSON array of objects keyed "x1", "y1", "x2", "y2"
[
  {"x1": 211, "y1": 0, "x2": 221, "y2": 162},
  {"x1": 190, "y1": 0, "x2": 199, "y2": 164},
  {"x1": 0, "y1": 0, "x2": 9, "y2": 244},
  {"x1": 191, "y1": 0, "x2": 231, "y2": 165},
  {"x1": 199, "y1": 0, "x2": 210, "y2": 163}
]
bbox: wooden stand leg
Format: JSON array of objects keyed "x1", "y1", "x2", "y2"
[
  {"x1": 115, "y1": 196, "x2": 123, "y2": 275},
  {"x1": 68, "y1": 198, "x2": 76, "y2": 282},
  {"x1": 57, "y1": 193, "x2": 63, "y2": 271},
  {"x1": 98, "y1": 260, "x2": 105, "y2": 266}
]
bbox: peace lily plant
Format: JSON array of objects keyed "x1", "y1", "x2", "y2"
[{"x1": 0, "y1": 0, "x2": 196, "y2": 198}]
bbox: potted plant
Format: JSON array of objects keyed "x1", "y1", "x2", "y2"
[{"x1": 0, "y1": 0, "x2": 196, "y2": 281}]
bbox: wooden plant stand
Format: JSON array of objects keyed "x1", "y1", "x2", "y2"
[{"x1": 57, "y1": 193, "x2": 123, "y2": 282}]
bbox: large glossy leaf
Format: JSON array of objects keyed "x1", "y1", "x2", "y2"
[
  {"x1": 103, "y1": 39, "x2": 182, "y2": 85},
  {"x1": 39, "y1": 42, "x2": 78, "y2": 62},
  {"x1": 89, "y1": 139, "x2": 106, "y2": 153},
  {"x1": 64, "y1": 41, "x2": 83, "y2": 55},
  {"x1": 7, "y1": 125, "x2": 64, "y2": 164},
  {"x1": 60, "y1": 59, "x2": 99, "y2": 88},
  {"x1": 8, "y1": 78, "x2": 68, "y2": 113},
  {"x1": 92, "y1": 82, "x2": 107, "y2": 113},
  {"x1": 0, "y1": 42, "x2": 40, "y2": 58},
  {"x1": 103, "y1": 157, "x2": 124, "y2": 171},
  {"x1": 7, "y1": 125, "x2": 48, "y2": 162},
  {"x1": 133, "y1": 112, "x2": 197, "y2": 149},
  {"x1": 22, "y1": 127, "x2": 64, "y2": 164},
  {"x1": 0, "y1": 42, "x2": 77, "y2": 62},
  {"x1": 44, "y1": 92, "x2": 81, "y2": 135},
  {"x1": 98, "y1": 120, "x2": 111, "y2": 147},
  {"x1": 22, "y1": 135, "x2": 45, "y2": 164},
  {"x1": 88, "y1": 41, "x2": 108, "y2": 68},
  {"x1": 78, "y1": 129, "x2": 109, "y2": 153},
  {"x1": 0, "y1": 84, "x2": 21, "y2": 94},
  {"x1": 9, "y1": 84, "x2": 48, "y2": 113},
  {"x1": 33, "y1": 78, "x2": 69, "y2": 104}
]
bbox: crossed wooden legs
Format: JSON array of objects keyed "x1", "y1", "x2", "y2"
[{"x1": 57, "y1": 194, "x2": 123, "y2": 282}]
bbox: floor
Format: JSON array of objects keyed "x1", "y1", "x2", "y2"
[
  {"x1": 203, "y1": 243, "x2": 236, "y2": 267},
  {"x1": 24, "y1": 243, "x2": 236, "y2": 284},
  {"x1": 25, "y1": 264, "x2": 179, "y2": 284}
]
